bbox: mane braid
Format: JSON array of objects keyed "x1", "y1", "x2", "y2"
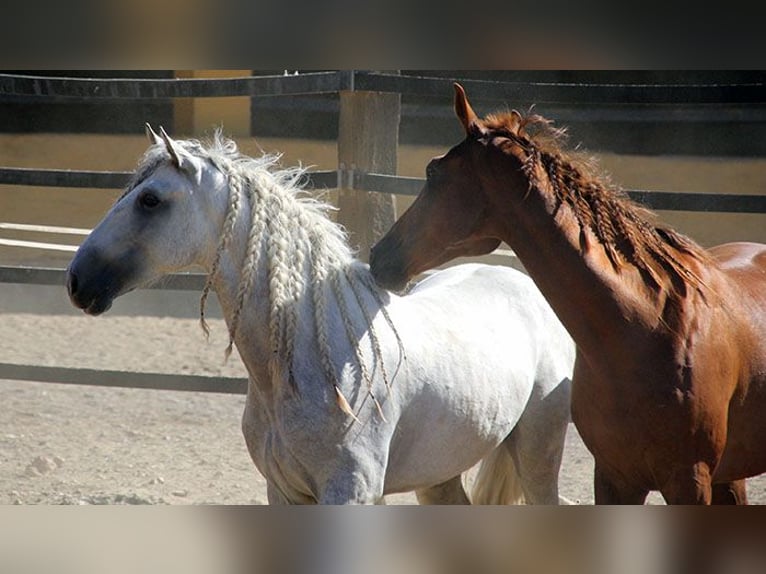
[
  {"x1": 344, "y1": 267, "x2": 390, "y2": 420},
  {"x1": 224, "y1": 172, "x2": 268, "y2": 361},
  {"x1": 201, "y1": 171, "x2": 241, "y2": 340},
  {"x1": 187, "y1": 133, "x2": 397, "y2": 420},
  {"x1": 497, "y1": 112, "x2": 711, "y2": 299}
]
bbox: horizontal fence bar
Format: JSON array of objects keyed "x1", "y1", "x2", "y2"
[
  {"x1": 0, "y1": 362, "x2": 247, "y2": 394},
  {"x1": 0, "y1": 167, "x2": 338, "y2": 191},
  {"x1": 627, "y1": 190, "x2": 766, "y2": 213},
  {"x1": 399, "y1": 101, "x2": 766, "y2": 124},
  {"x1": 0, "y1": 71, "x2": 349, "y2": 100},
  {"x1": 304, "y1": 170, "x2": 339, "y2": 189},
  {"x1": 0, "y1": 167, "x2": 132, "y2": 189},
  {"x1": 354, "y1": 172, "x2": 423, "y2": 196},
  {"x1": 355, "y1": 72, "x2": 766, "y2": 105},
  {"x1": 0, "y1": 238, "x2": 78, "y2": 252},
  {"x1": 1, "y1": 165, "x2": 763, "y2": 213},
  {"x1": 0, "y1": 222, "x2": 91, "y2": 235},
  {"x1": 0, "y1": 266, "x2": 207, "y2": 290},
  {"x1": 1, "y1": 71, "x2": 763, "y2": 105},
  {"x1": 354, "y1": 173, "x2": 766, "y2": 214}
]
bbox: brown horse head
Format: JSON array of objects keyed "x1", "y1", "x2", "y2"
[{"x1": 370, "y1": 84, "x2": 508, "y2": 290}]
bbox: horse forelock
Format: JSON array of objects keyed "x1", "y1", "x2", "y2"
[{"x1": 483, "y1": 110, "x2": 712, "y2": 302}]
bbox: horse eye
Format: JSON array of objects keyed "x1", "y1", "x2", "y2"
[{"x1": 138, "y1": 191, "x2": 161, "y2": 210}]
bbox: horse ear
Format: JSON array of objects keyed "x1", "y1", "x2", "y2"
[
  {"x1": 159, "y1": 127, "x2": 203, "y2": 185},
  {"x1": 159, "y1": 126, "x2": 184, "y2": 169},
  {"x1": 453, "y1": 83, "x2": 486, "y2": 138},
  {"x1": 510, "y1": 110, "x2": 525, "y2": 135},
  {"x1": 145, "y1": 123, "x2": 162, "y2": 146}
]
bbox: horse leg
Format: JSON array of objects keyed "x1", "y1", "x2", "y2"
[
  {"x1": 266, "y1": 482, "x2": 295, "y2": 505},
  {"x1": 486, "y1": 380, "x2": 571, "y2": 505},
  {"x1": 504, "y1": 430, "x2": 565, "y2": 504},
  {"x1": 594, "y1": 464, "x2": 649, "y2": 504},
  {"x1": 711, "y1": 479, "x2": 748, "y2": 505},
  {"x1": 416, "y1": 476, "x2": 471, "y2": 505},
  {"x1": 659, "y1": 462, "x2": 714, "y2": 505},
  {"x1": 316, "y1": 464, "x2": 386, "y2": 504}
]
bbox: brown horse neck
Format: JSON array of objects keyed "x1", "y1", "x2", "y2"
[{"x1": 484, "y1": 141, "x2": 709, "y2": 360}]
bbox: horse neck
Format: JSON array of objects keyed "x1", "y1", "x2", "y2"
[
  {"x1": 209, "y1": 204, "x2": 277, "y2": 391},
  {"x1": 485, "y1": 147, "x2": 690, "y2": 360},
  {"x1": 207, "y1": 184, "x2": 373, "y2": 398}
]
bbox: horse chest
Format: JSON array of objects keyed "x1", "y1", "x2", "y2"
[
  {"x1": 242, "y1": 391, "x2": 388, "y2": 503},
  {"x1": 570, "y1": 359, "x2": 679, "y2": 480},
  {"x1": 241, "y1": 396, "x2": 325, "y2": 502}
]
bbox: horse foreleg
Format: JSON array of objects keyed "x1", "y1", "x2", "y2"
[
  {"x1": 711, "y1": 479, "x2": 748, "y2": 504},
  {"x1": 593, "y1": 464, "x2": 649, "y2": 504},
  {"x1": 415, "y1": 476, "x2": 471, "y2": 505},
  {"x1": 266, "y1": 482, "x2": 296, "y2": 505},
  {"x1": 660, "y1": 462, "x2": 714, "y2": 504},
  {"x1": 316, "y1": 465, "x2": 385, "y2": 504}
]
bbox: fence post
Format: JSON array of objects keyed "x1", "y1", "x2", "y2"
[
  {"x1": 336, "y1": 73, "x2": 400, "y2": 263},
  {"x1": 173, "y1": 70, "x2": 252, "y2": 137}
]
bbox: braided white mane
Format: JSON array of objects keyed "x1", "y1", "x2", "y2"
[{"x1": 131, "y1": 133, "x2": 400, "y2": 418}]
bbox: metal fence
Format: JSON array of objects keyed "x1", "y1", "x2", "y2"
[{"x1": 1, "y1": 70, "x2": 765, "y2": 394}]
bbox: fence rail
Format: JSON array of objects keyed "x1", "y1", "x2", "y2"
[
  {"x1": 1, "y1": 70, "x2": 764, "y2": 104},
  {"x1": 0, "y1": 265, "x2": 207, "y2": 290},
  {"x1": 0, "y1": 71, "x2": 350, "y2": 100},
  {"x1": 0, "y1": 363, "x2": 247, "y2": 394},
  {"x1": 1, "y1": 70, "x2": 764, "y2": 396},
  {"x1": 3, "y1": 165, "x2": 765, "y2": 213}
]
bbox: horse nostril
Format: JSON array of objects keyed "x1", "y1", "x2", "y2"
[{"x1": 66, "y1": 272, "x2": 78, "y2": 297}]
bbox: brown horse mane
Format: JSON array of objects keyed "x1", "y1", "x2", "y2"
[{"x1": 483, "y1": 110, "x2": 713, "y2": 300}]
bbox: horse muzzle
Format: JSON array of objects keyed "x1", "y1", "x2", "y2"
[
  {"x1": 66, "y1": 245, "x2": 140, "y2": 315},
  {"x1": 369, "y1": 239, "x2": 411, "y2": 292},
  {"x1": 65, "y1": 268, "x2": 113, "y2": 315}
]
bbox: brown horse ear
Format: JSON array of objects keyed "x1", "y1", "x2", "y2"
[
  {"x1": 453, "y1": 83, "x2": 486, "y2": 138},
  {"x1": 507, "y1": 110, "x2": 526, "y2": 136}
]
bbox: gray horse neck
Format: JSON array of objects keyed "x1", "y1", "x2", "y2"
[{"x1": 209, "y1": 216, "x2": 382, "y2": 401}]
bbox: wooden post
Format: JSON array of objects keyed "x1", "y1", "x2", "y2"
[
  {"x1": 173, "y1": 70, "x2": 252, "y2": 137},
  {"x1": 337, "y1": 81, "x2": 400, "y2": 263}
]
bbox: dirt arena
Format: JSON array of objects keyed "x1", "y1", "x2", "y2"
[{"x1": 2, "y1": 295, "x2": 765, "y2": 505}]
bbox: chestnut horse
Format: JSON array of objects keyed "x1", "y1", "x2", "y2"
[{"x1": 370, "y1": 83, "x2": 766, "y2": 504}]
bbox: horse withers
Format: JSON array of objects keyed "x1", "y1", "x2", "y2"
[
  {"x1": 370, "y1": 84, "x2": 766, "y2": 504},
  {"x1": 66, "y1": 125, "x2": 575, "y2": 504}
]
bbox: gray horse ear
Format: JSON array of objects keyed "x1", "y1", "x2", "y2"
[
  {"x1": 159, "y1": 126, "x2": 184, "y2": 169},
  {"x1": 145, "y1": 123, "x2": 162, "y2": 146},
  {"x1": 159, "y1": 126, "x2": 203, "y2": 185}
]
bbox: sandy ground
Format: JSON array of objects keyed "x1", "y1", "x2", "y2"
[{"x1": 1, "y1": 309, "x2": 765, "y2": 506}]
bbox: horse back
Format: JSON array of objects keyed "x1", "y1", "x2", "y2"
[{"x1": 405, "y1": 263, "x2": 575, "y2": 379}]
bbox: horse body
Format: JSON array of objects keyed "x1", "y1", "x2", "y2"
[
  {"x1": 66, "y1": 126, "x2": 574, "y2": 504},
  {"x1": 370, "y1": 84, "x2": 766, "y2": 504},
  {"x1": 237, "y1": 262, "x2": 572, "y2": 504}
]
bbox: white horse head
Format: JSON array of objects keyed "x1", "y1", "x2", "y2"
[
  {"x1": 67, "y1": 127, "x2": 231, "y2": 314},
  {"x1": 67, "y1": 126, "x2": 391, "y2": 410}
]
